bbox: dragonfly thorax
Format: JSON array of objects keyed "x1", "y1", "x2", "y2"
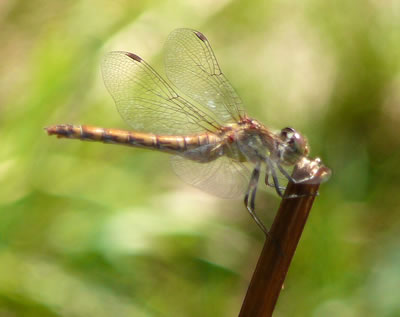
[{"x1": 223, "y1": 119, "x2": 275, "y2": 164}]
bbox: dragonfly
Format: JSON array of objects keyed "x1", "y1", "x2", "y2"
[{"x1": 46, "y1": 28, "x2": 331, "y2": 235}]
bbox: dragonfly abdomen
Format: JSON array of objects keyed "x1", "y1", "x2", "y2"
[{"x1": 45, "y1": 124, "x2": 220, "y2": 156}]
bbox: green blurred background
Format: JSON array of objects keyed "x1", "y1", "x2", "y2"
[{"x1": 1, "y1": 0, "x2": 400, "y2": 316}]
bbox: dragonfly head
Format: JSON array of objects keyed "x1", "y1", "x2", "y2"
[{"x1": 279, "y1": 127, "x2": 310, "y2": 165}]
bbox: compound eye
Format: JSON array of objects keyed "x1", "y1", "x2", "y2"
[
  {"x1": 280, "y1": 127, "x2": 309, "y2": 158},
  {"x1": 280, "y1": 127, "x2": 295, "y2": 140}
]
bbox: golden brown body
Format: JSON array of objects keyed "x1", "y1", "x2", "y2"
[
  {"x1": 45, "y1": 124, "x2": 227, "y2": 161},
  {"x1": 45, "y1": 28, "x2": 331, "y2": 235}
]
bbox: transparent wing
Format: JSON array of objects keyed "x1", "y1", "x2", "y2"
[
  {"x1": 102, "y1": 51, "x2": 222, "y2": 135},
  {"x1": 165, "y1": 28, "x2": 245, "y2": 124},
  {"x1": 170, "y1": 150, "x2": 251, "y2": 199}
]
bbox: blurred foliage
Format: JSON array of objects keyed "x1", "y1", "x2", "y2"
[{"x1": 1, "y1": 0, "x2": 400, "y2": 316}]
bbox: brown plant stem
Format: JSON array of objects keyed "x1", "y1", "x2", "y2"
[{"x1": 239, "y1": 174, "x2": 321, "y2": 317}]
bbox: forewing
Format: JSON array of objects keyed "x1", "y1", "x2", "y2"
[
  {"x1": 171, "y1": 150, "x2": 251, "y2": 199},
  {"x1": 165, "y1": 28, "x2": 245, "y2": 124},
  {"x1": 102, "y1": 51, "x2": 221, "y2": 135}
]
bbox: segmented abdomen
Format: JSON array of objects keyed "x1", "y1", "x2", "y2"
[{"x1": 45, "y1": 124, "x2": 219, "y2": 155}]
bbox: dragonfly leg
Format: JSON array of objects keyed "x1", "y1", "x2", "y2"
[
  {"x1": 244, "y1": 163, "x2": 269, "y2": 236},
  {"x1": 265, "y1": 165, "x2": 274, "y2": 187},
  {"x1": 276, "y1": 162, "x2": 319, "y2": 199},
  {"x1": 277, "y1": 162, "x2": 323, "y2": 185},
  {"x1": 266, "y1": 157, "x2": 284, "y2": 197},
  {"x1": 277, "y1": 163, "x2": 296, "y2": 183},
  {"x1": 265, "y1": 165, "x2": 286, "y2": 191}
]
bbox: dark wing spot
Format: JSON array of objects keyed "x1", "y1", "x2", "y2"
[
  {"x1": 125, "y1": 52, "x2": 142, "y2": 62},
  {"x1": 194, "y1": 31, "x2": 207, "y2": 42}
]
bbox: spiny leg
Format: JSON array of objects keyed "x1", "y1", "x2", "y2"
[
  {"x1": 276, "y1": 162, "x2": 319, "y2": 199},
  {"x1": 277, "y1": 163, "x2": 296, "y2": 183},
  {"x1": 265, "y1": 164, "x2": 286, "y2": 191},
  {"x1": 266, "y1": 157, "x2": 284, "y2": 197},
  {"x1": 277, "y1": 161, "x2": 321, "y2": 184},
  {"x1": 265, "y1": 164, "x2": 274, "y2": 187},
  {"x1": 244, "y1": 163, "x2": 269, "y2": 236}
]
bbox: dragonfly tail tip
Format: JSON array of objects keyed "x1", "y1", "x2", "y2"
[{"x1": 44, "y1": 125, "x2": 59, "y2": 136}]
